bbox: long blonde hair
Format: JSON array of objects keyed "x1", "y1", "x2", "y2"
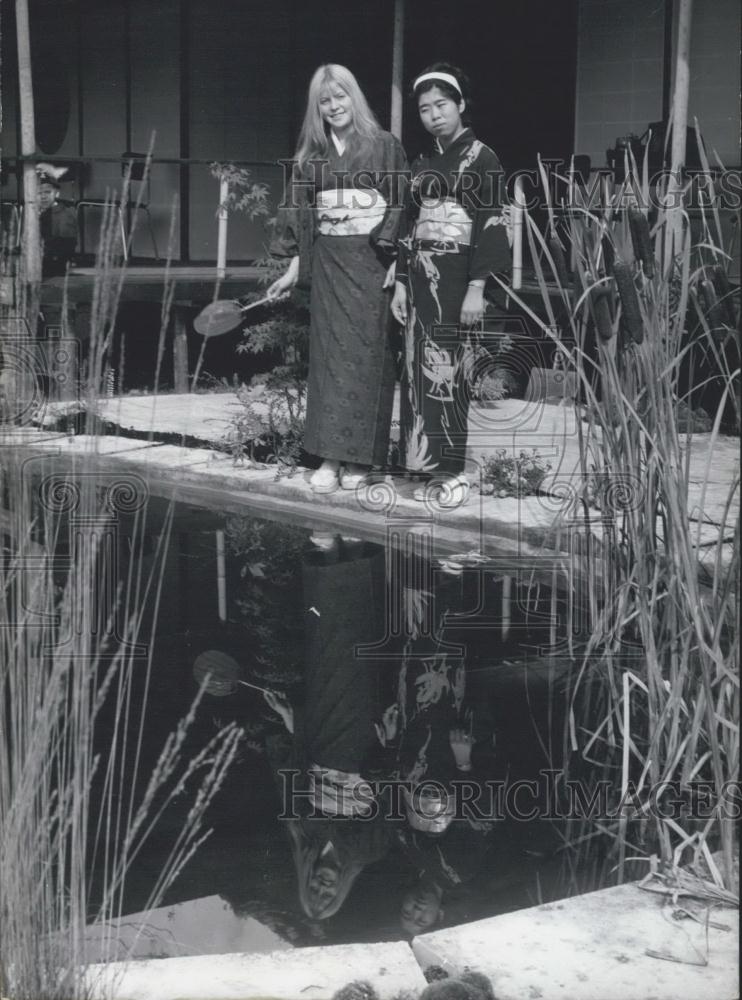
[
  {"x1": 287, "y1": 819, "x2": 367, "y2": 920},
  {"x1": 294, "y1": 64, "x2": 381, "y2": 171}
]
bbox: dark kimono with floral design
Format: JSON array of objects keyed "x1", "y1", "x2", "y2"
[
  {"x1": 271, "y1": 132, "x2": 407, "y2": 466},
  {"x1": 396, "y1": 129, "x2": 511, "y2": 475},
  {"x1": 386, "y1": 557, "x2": 499, "y2": 895}
]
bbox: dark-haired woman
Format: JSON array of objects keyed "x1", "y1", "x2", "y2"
[
  {"x1": 268, "y1": 64, "x2": 407, "y2": 495},
  {"x1": 391, "y1": 64, "x2": 511, "y2": 508}
]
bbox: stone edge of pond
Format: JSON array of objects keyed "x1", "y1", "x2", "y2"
[
  {"x1": 412, "y1": 880, "x2": 740, "y2": 1000},
  {"x1": 80, "y1": 882, "x2": 740, "y2": 1000},
  {"x1": 83, "y1": 940, "x2": 427, "y2": 1000},
  {"x1": 0, "y1": 430, "x2": 603, "y2": 559}
]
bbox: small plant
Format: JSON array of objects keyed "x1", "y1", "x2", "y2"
[
  {"x1": 211, "y1": 161, "x2": 309, "y2": 384},
  {"x1": 479, "y1": 448, "x2": 552, "y2": 497},
  {"x1": 220, "y1": 375, "x2": 306, "y2": 475},
  {"x1": 210, "y1": 162, "x2": 271, "y2": 223},
  {"x1": 467, "y1": 337, "x2": 516, "y2": 403},
  {"x1": 211, "y1": 163, "x2": 311, "y2": 473},
  {"x1": 224, "y1": 516, "x2": 311, "y2": 687}
]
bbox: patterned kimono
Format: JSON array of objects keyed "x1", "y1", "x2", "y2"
[
  {"x1": 396, "y1": 128, "x2": 511, "y2": 476},
  {"x1": 390, "y1": 558, "x2": 498, "y2": 879},
  {"x1": 271, "y1": 132, "x2": 407, "y2": 466}
]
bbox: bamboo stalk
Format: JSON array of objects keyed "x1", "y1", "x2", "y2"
[
  {"x1": 501, "y1": 574, "x2": 511, "y2": 640},
  {"x1": 216, "y1": 176, "x2": 229, "y2": 279},
  {"x1": 511, "y1": 175, "x2": 525, "y2": 291},
  {"x1": 216, "y1": 529, "x2": 226, "y2": 621}
]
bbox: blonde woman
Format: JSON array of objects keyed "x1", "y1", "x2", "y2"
[
  {"x1": 268, "y1": 65, "x2": 407, "y2": 494},
  {"x1": 262, "y1": 537, "x2": 391, "y2": 920}
]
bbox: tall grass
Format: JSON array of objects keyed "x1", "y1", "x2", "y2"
[
  {"x1": 0, "y1": 185, "x2": 242, "y2": 999},
  {"x1": 499, "y1": 138, "x2": 739, "y2": 897}
]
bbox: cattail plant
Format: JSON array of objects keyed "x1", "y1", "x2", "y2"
[
  {"x1": 612, "y1": 259, "x2": 644, "y2": 343},
  {"x1": 711, "y1": 265, "x2": 738, "y2": 329},
  {"x1": 496, "y1": 143, "x2": 739, "y2": 901},
  {"x1": 627, "y1": 205, "x2": 655, "y2": 279},
  {"x1": 591, "y1": 288, "x2": 614, "y2": 342},
  {"x1": 0, "y1": 178, "x2": 242, "y2": 1000}
]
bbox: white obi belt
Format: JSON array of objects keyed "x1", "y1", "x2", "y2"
[
  {"x1": 316, "y1": 188, "x2": 388, "y2": 236},
  {"x1": 308, "y1": 764, "x2": 375, "y2": 817},
  {"x1": 414, "y1": 197, "x2": 473, "y2": 245}
]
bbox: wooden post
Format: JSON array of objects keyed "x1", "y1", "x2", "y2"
[
  {"x1": 173, "y1": 304, "x2": 189, "y2": 394},
  {"x1": 390, "y1": 0, "x2": 405, "y2": 139},
  {"x1": 216, "y1": 176, "x2": 229, "y2": 279},
  {"x1": 15, "y1": 0, "x2": 42, "y2": 289},
  {"x1": 665, "y1": 0, "x2": 693, "y2": 264},
  {"x1": 669, "y1": 0, "x2": 693, "y2": 177}
]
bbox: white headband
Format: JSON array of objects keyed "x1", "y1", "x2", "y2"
[{"x1": 413, "y1": 71, "x2": 462, "y2": 97}]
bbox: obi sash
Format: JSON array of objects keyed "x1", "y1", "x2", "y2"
[
  {"x1": 316, "y1": 188, "x2": 388, "y2": 236},
  {"x1": 413, "y1": 197, "x2": 473, "y2": 245},
  {"x1": 308, "y1": 764, "x2": 375, "y2": 817}
]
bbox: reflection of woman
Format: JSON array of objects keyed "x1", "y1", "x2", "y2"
[
  {"x1": 392, "y1": 64, "x2": 511, "y2": 508},
  {"x1": 268, "y1": 65, "x2": 407, "y2": 494},
  {"x1": 384, "y1": 556, "x2": 499, "y2": 935},
  {"x1": 264, "y1": 535, "x2": 390, "y2": 919}
]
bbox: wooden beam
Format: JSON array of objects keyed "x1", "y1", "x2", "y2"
[
  {"x1": 179, "y1": 0, "x2": 191, "y2": 263},
  {"x1": 665, "y1": 0, "x2": 693, "y2": 264},
  {"x1": 390, "y1": 0, "x2": 405, "y2": 139},
  {"x1": 661, "y1": 0, "x2": 674, "y2": 122},
  {"x1": 15, "y1": 0, "x2": 42, "y2": 288},
  {"x1": 669, "y1": 0, "x2": 693, "y2": 175}
]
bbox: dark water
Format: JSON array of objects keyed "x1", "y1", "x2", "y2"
[{"x1": 79, "y1": 489, "x2": 571, "y2": 948}]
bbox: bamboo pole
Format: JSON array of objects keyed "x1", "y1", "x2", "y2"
[
  {"x1": 501, "y1": 575, "x2": 511, "y2": 640},
  {"x1": 15, "y1": 0, "x2": 42, "y2": 289},
  {"x1": 511, "y1": 175, "x2": 525, "y2": 290},
  {"x1": 390, "y1": 0, "x2": 405, "y2": 139},
  {"x1": 216, "y1": 176, "x2": 229, "y2": 279},
  {"x1": 215, "y1": 529, "x2": 226, "y2": 621}
]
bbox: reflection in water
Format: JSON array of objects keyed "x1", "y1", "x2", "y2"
[
  {"x1": 99, "y1": 501, "x2": 566, "y2": 946},
  {"x1": 266, "y1": 533, "x2": 390, "y2": 920},
  {"x1": 384, "y1": 552, "x2": 503, "y2": 937}
]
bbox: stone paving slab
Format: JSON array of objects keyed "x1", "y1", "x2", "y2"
[
  {"x1": 85, "y1": 940, "x2": 427, "y2": 1000},
  {"x1": 38, "y1": 392, "x2": 739, "y2": 530},
  {"x1": 0, "y1": 430, "x2": 596, "y2": 571},
  {"x1": 2, "y1": 422, "x2": 736, "y2": 586},
  {"x1": 5, "y1": 387, "x2": 738, "y2": 586},
  {"x1": 82, "y1": 895, "x2": 292, "y2": 962},
  {"x1": 412, "y1": 882, "x2": 739, "y2": 1000}
]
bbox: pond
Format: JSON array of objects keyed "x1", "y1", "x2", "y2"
[{"x1": 4, "y1": 465, "x2": 577, "y2": 953}]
